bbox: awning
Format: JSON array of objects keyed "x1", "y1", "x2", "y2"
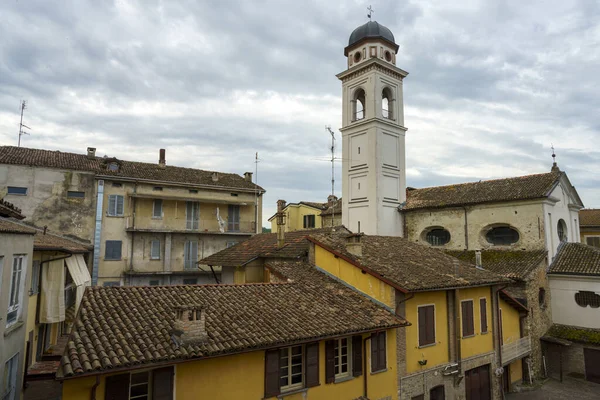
[
  {"x1": 65, "y1": 255, "x2": 91, "y2": 312},
  {"x1": 39, "y1": 259, "x2": 65, "y2": 323}
]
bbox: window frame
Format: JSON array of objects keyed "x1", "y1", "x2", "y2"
[
  {"x1": 130, "y1": 370, "x2": 151, "y2": 399},
  {"x1": 150, "y1": 240, "x2": 160, "y2": 260},
  {"x1": 183, "y1": 241, "x2": 199, "y2": 270},
  {"x1": 3, "y1": 352, "x2": 19, "y2": 400},
  {"x1": 370, "y1": 331, "x2": 387, "y2": 373},
  {"x1": 417, "y1": 304, "x2": 436, "y2": 347},
  {"x1": 7, "y1": 186, "x2": 27, "y2": 195},
  {"x1": 334, "y1": 337, "x2": 352, "y2": 380},
  {"x1": 485, "y1": 226, "x2": 520, "y2": 246},
  {"x1": 425, "y1": 228, "x2": 451, "y2": 246},
  {"x1": 461, "y1": 299, "x2": 475, "y2": 338},
  {"x1": 557, "y1": 219, "x2": 568, "y2": 242},
  {"x1": 104, "y1": 240, "x2": 122, "y2": 261},
  {"x1": 152, "y1": 199, "x2": 163, "y2": 219},
  {"x1": 107, "y1": 194, "x2": 124, "y2": 217},
  {"x1": 303, "y1": 214, "x2": 316, "y2": 229},
  {"x1": 228, "y1": 204, "x2": 240, "y2": 232},
  {"x1": 586, "y1": 236, "x2": 600, "y2": 248},
  {"x1": 185, "y1": 201, "x2": 199, "y2": 230},
  {"x1": 7, "y1": 255, "x2": 26, "y2": 326},
  {"x1": 479, "y1": 297, "x2": 488, "y2": 334},
  {"x1": 280, "y1": 345, "x2": 304, "y2": 392}
]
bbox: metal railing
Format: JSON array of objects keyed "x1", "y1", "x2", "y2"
[{"x1": 502, "y1": 336, "x2": 531, "y2": 365}]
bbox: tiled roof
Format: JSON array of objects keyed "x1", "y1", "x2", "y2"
[
  {"x1": 0, "y1": 199, "x2": 25, "y2": 219},
  {"x1": 0, "y1": 218, "x2": 36, "y2": 234},
  {"x1": 201, "y1": 227, "x2": 350, "y2": 267},
  {"x1": 544, "y1": 324, "x2": 600, "y2": 346},
  {"x1": 446, "y1": 249, "x2": 547, "y2": 281},
  {"x1": 0, "y1": 218, "x2": 91, "y2": 252},
  {"x1": 580, "y1": 209, "x2": 600, "y2": 227},
  {"x1": 299, "y1": 201, "x2": 327, "y2": 210},
  {"x1": 0, "y1": 146, "x2": 264, "y2": 192},
  {"x1": 403, "y1": 171, "x2": 561, "y2": 211},
  {"x1": 58, "y1": 277, "x2": 405, "y2": 378},
  {"x1": 548, "y1": 242, "x2": 600, "y2": 276},
  {"x1": 309, "y1": 233, "x2": 509, "y2": 292},
  {"x1": 321, "y1": 198, "x2": 342, "y2": 216}
]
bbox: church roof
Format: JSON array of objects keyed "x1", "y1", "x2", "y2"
[
  {"x1": 404, "y1": 171, "x2": 562, "y2": 211},
  {"x1": 446, "y1": 249, "x2": 547, "y2": 281},
  {"x1": 548, "y1": 242, "x2": 600, "y2": 277},
  {"x1": 580, "y1": 209, "x2": 600, "y2": 227},
  {"x1": 345, "y1": 21, "x2": 398, "y2": 55}
]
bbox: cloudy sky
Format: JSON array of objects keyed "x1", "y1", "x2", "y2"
[{"x1": 1, "y1": 0, "x2": 599, "y2": 226}]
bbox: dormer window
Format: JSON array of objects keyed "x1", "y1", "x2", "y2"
[{"x1": 108, "y1": 162, "x2": 119, "y2": 172}]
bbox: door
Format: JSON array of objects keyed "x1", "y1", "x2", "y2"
[
  {"x1": 430, "y1": 384, "x2": 445, "y2": 400},
  {"x1": 465, "y1": 364, "x2": 491, "y2": 400},
  {"x1": 502, "y1": 365, "x2": 510, "y2": 393},
  {"x1": 185, "y1": 201, "x2": 199, "y2": 230},
  {"x1": 584, "y1": 348, "x2": 600, "y2": 384}
]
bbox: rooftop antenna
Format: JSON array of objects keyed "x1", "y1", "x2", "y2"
[
  {"x1": 17, "y1": 100, "x2": 31, "y2": 147},
  {"x1": 254, "y1": 152, "x2": 261, "y2": 233},
  {"x1": 367, "y1": 5, "x2": 374, "y2": 20},
  {"x1": 326, "y1": 126, "x2": 336, "y2": 228},
  {"x1": 551, "y1": 143, "x2": 559, "y2": 172}
]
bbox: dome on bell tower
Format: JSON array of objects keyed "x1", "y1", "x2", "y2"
[{"x1": 344, "y1": 21, "x2": 398, "y2": 56}]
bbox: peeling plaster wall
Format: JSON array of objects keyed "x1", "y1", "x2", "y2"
[{"x1": 0, "y1": 165, "x2": 95, "y2": 241}]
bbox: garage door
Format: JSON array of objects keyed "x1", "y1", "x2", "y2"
[
  {"x1": 465, "y1": 364, "x2": 491, "y2": 400},
  {"x1": 584, "y1": 348, "x2": 600, "y2": 384}
]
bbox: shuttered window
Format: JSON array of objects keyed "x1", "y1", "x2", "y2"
[
  {"x1": 461, "y1": 300, "x2": 475, "y2": 337},
  {"x1": 185, "y1": 201, "x2": 199, "y2": 230},
  {"x1": 107, "y1": 195, "x2": 124, "y2": 216},
  {"x1": 105, "y1": 240, "x2": 122, "y2": 260},
  {"x1": 352, "y1": 335, "x2": 363, "y2": 377},
  {"x1": 103, "y1": 366, "x2": 174, "y2": 400},
  {"x1": 370, "y1": 331, "x2": 387, "y2": 372},
  {"x1": 150, "y1": 240, "x2": 160, "y2": 260},
  {"x1": 228, "y1": 205, "x2": 240, "y2": 232},
  {"x1": 303, "y1": 215, "x2": 316, "y2": 229},
  {"x1": 183, "y1": 241, "x2": 198, "y2": 270},
  {"x1": 265, "y1": 343, "x2": 319, "y2": 397},
  {"x1": 153, "y1": 199, "x2": 163, "y2": 218},
  {"x1": 305, "y1": 342, "x2": 319, "y2": 388},
  {"x1": 480, "y1": 298, "x2": 488, "y2": 334},
  {"x1": 418, "y1": 305, "x2": 435, "y2": 346}
]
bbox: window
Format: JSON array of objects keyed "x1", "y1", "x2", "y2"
[
  {"x1": 485, "y1": 226, "x2": 519, "y2": 245},
  {"x1": 153, "y1": 199, "x2": 163, "y2": 218},
  {"x1": 183, "y1": 278, "x2": 197, "y2": 285},
  {"x1": 107, "y1": 194, "x2": 124, "y2": 216},
  {"x1": 425, "y1": 228, "x2": 451, "y2": 246},
  {"x1": 149, "y1": 280, "x2": 160, "y2": 286},
  {"x1": 384, "y1": 50, "x2": 392, "y2": 62},
  {"x1": 7, "y1": 186, "x2": 27, "y2": 195},
  {"x1": 430, "y1": 385, "x2": 445, "y2": 400},
  {"x1": 230, "y1": 193, "x2": 238, "y2": 197},
  {"x1": 185, "y1": 201, "x2": 199, "y2": 230},
  {"x1": 575, "y1": 291, "x2": 600, "y2": 308},
  {"x1": 480, "y1": 298, "x2": 488, "y2": 334},
  {"x1": 153, "y1": 186, "x2": 163, "y2": 191},
  {"x1": 418, "y1": 305, "x2": 435, "y2": 347},
  {"x1": 370, "y1": 331, "x2": 386, "y2": 372},
  {"x1": 539, "y1": 288, "x2": 547, "y2": 309},
  {"x1": 353, "y1": 88, "x2": 366, "y2": 121},
  {"x1": 184, "y1": 241, "x2": 198, "y2": 270},
  {"x1": 557, "y1": 219, "x2": 567, "y2": 242},
  {"x1": 334, "y1": 337, "x2": 351, "y2": 379},
  {"x1": 7, "y1": 255, "x2": 25, "y2": 325},
  {"x1": 280, "y1": 345, "x2": 303, "y2": 392},
  {"x1": 67, "y1": 191, "x2": 85, "y2": 198},
  {"x1": 105, "y1": 240, "x2": 122, "y2": 260},
  {"x1": 104, "y1": 367, "x2": 174, "y2": 400},
  {"x1": 108, "y1": 162, "x2": 119, "y2": 172},
  {"x1": 112, "y1": 182, "x2": 122, "y2": 188},
  {"x1": 150, "y1": 240, "x2": 160, "y2": 260},
  {"x1": 30, "y1": 260, "x2": 40, "y2": 295},
  {"x1": 130, "y1": 371, "x2": 149, "y2": 399},
  {"x1": 587, "y1": 237, "x2": 600, "y2": 248},
  {"x1": 3, "y1": 353, "x2": 18, "y2": 400},
  {"x1": 353, "y1": 51, "x2": 362, "y2": 63},
  {"x1": 382, "y1": 87, "x2": 394, "y2": 119},
  {"x1": 461, "y1": 300, "x2": 475, "y2": 337},
  {"x1": 103, "y1": 281, "x2": 120, "y2": 287},
  {"x1": 228, "y1": 205, "x2": 240, "y2": 232},
  {"x1": 189, "y1": 189, "x2": 198, "y2": 194},
  {"x1": 303, "y1": 214, "x2": 316, "y2": 229}
]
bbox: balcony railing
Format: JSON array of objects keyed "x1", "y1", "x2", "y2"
[
  {"x1": 127, "y1": 218, "x2": 256, "y2": 234},
  {"x1": 502, "y1": 336, "x2": 531, "y2": 365}
]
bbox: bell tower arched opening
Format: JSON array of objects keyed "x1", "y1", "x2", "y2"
[
  {"x1": 382, "y1": 87, "x2": 394, "y2": 120},
  {"x1": 352, "y1": 88, "x2": 366, "y2": 121}
]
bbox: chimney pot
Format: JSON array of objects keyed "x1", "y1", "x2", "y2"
[
  {"x1": 87, "y1": 147, "x2": 96, "y2": 159},
  {"x1": 345, "y1": 233, "x2": 363, "y2": 257},
  {"x1": 159, "y1": 149, "x2": 166, "y2": 167},
  {"x1": 244, "y1": 172, "x2": 253, "y2": 182}
]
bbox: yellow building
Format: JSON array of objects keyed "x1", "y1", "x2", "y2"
[
  {"x1": 57, "y1": 259, "x2": 406, "y2": 400},
  {"x1": 268, "y1": 196, "x2": 341, "y2": 232},
  {"x1": 580, "y1": 209, "x2": 600, "y2": 248}
]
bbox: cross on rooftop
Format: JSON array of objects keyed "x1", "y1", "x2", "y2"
[{"x1": 367, "y1": 5, "x2": 374, "y2": 20}]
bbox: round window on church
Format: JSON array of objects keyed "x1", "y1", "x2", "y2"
[
  {"x1": 485, "y1": 226, "x2": 519, "y2": 246},
  {"x1": 384, "y1": 50, "x2": 392, "y2": 62},
  {"x1": 557, "y1": 219, "x2": 567, "y2": 242},
  {"x1": 425, "y1": 228, "x2": 451, "y2": 246},
  {"x1": 354, "y1": 51, "x2": 362, "y2": 63}
]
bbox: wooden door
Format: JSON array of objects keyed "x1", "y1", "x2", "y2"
[
  {"x1": 584, "y1": 348, "x2": 600, "y2": 384},
  {"x1": 465, "y1": 364, "x2": 491, "y2": 400}
]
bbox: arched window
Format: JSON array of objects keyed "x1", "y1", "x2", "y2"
[
  {"x1": 485, "y1": 226, "x2": 519, "y2": 246},
  {"x1": 382, "y1": 87, "x2": 394, "y2": 119},
  {"x1": 557, "y1": 219, "x2": 567, "y2": 242},
  {"x1": 353, "y1": 89, "x2": 366, "y2": 121},
  {"x1": 539, "y1": 288, "x2": 546, "y2": 309},
  {"x1": 425, "y1": 228, "x2": 451, "y2": 246}
]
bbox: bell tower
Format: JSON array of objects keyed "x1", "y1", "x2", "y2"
[{"x1": 337, "y1": 20, "x2": 408, "y2": 236}]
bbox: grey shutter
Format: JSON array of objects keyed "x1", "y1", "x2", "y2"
[
  {"x1": 264, "y1": 349, "x2": 280, "y2": 397},
  {"x1": 108, "y1": 195, "x2": 117, "y2": 216},
  {"x1": 152, "y1": 366, "x2": 174, "y2": 400},
  {"x1": 105, "y1": 373, "x2": 129, "y2": 400},
  {"x1": 325, "y1": 340, "x2": 335, "y2": 383},
  {"x1": 184, "y1": 241, "x2": 190, "y2": 269},
  {"x1": 352, "y1": 335, "x2": 363, "y2": 377},
  {"x1": 151, "y1": 240, "x2": 160, "y2": 259},
  {"x1": 115, "y1": 241, "x2": 122, "y2": 259},
  {"x1": 305, "y1": 342, "x2": 319, "y2": 388},
  {"x1": 116, "y1": 195, "x2": 124, "y2": 216},
  {"x1": 191, "y1": 241, "x2": 198, "y2": 265}
]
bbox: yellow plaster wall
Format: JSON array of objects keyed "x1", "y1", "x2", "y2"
[
  {"x1": 499, "y1": 298, "x2": 521, "y2": 346},
  {"x1": 459, "y1": 286, "x2": 494, "y2": 359},
  {"x1": 315, "y1": 245, "x2": 394, "y2": 308},
  {"x1": 509, "y1": 359, "x2": 522, "y2": 384},
  {"x1": 62, "y1": 330, "x2": 398, "y2": 400},
  {"x1": 405, "y1": 291, "x2": 449, "y2": 373},
  {"x1": 24, "y1": 252, "x2": 43, "y2": 369},
  {"x1": 270, "y1": 204, "x2": 323, "y2": 232}
]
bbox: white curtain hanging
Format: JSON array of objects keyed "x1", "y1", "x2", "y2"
[
  {"x1": 65, "y1": 255, "x2": 91, "y2": 313},
  {"x1": 39, "y1": 259, "x2": 65, "y2": 323}
]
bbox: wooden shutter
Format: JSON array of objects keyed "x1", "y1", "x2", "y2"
[
  {"x1": 305, "y1": 342, "x2": 319, "y2": 387},
  {"x1": 105, "y1": 373, "x2": 129, "y2": 400},
  {"x1": 462, "y1": 301, "x2": 474, "y2": 337},
  {"x1": 377, "y1": 331, "x2": 387, "y2": 371},
  {"x1": 108, "y1": 195, "x2": 116, "y2": 216},
  {"x1": 152, "y1": 366, "x2": 174, "y2": 400},
  {"x1": 426, "y1": 306, "x2": 435, "y2": 345},
  {"x1": 264, "y1": 349, "x2": 280, "y2": 397},
  {"x1": 325, "y1": 340, "x2": 335, "y2": 383},
  {"x1": 371, "y1": 333, "x2": 383, "y2": 372},
  {"x1": 418, "y1": 307, "x2": 427, "y2": 346},
  {"x1": 480, "y1": 298, "x2": 488, "y2": 333},
  {"x1": 352, "y1": 335, "x2": 363, "y2": 377},
  {"x1": 116, "y1": 195, "x2": 124, "y2": 216}
]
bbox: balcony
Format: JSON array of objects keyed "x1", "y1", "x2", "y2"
[
  {"x1": 502, "y1": 336, "x2": 531, "y2": 365},
  {"x1": 126, "y1": 219, "x2": 256, "y2": 234}
]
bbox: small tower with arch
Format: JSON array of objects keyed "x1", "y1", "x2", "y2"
[{"x1": 337, "y1": 19, "x2": 408, "y2": 236}]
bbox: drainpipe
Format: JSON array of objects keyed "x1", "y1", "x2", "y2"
[
  {"x1": 363, "y1": 335, "x2": 372, "y2": 398},
  {"x1": 90, "y1": 375, "x2": 100, "y2": 400},
  {"x1": 92, "y1": 180, "x2": 105, "y2": 286},
  {"x1": 129, "y1": 181, "x2": 138, "y2": 285},
  {"x1": 454, "y1": 289, "x2": 462, "y2": 376}
]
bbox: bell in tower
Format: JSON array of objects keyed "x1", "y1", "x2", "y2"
[{"x1": 337, "y1": 19, "x2": 408, "y2": 236}]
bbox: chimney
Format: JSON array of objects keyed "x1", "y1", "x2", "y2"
[
  {"x1": 87, "y1": 147, "x2": 96, "y2": 159},
  {"x1": 276, "y1": 200, "x2": 287, "y2": 248},
  {"x1": 170, "y1": 306, "x2": 208, "y2": 347},
  {"x1": 475, "y1": 250, "x2": 483, "y2": 269},
  {"x1": 244, "y1": 172, "x2": 253, "y2": 182},
  {"x1": 159, "y1": 149, "x2": 166, "y2": 167},
  {"x1": 212, "y1": 172, "x2": 219, "y2": 182},
  {"x1": 345, "y1": 233, "x2": 363, "y2": 257},
  {"x1": 327, "y1": 194, "x2": 338, "y2": 206}
]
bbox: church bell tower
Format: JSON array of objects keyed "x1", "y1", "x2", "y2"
[{"x1": 338, "y1": 20, "x2": 408, "y2": 236}]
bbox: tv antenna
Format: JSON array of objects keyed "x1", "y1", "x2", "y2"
[
  {"x1": 326, "y1": 126, "x2": 336, "y2": 227},
  {"x1": 367, "y1": 5, "x2": 374, "y2": 20},
  {"x1": 254, "y1": 152, "x2": 261, "y2": 233},
  {"x1": 18, "y1": 100, "x2": 31, "y2": 147}
]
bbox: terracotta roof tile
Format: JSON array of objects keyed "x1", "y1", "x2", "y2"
[
  {"x1": 0, "y1": 218, "x2": 36, "y2": 234},
  {"x1": 404, "y1": 171, "x2": 561, "y2": 211},
  {"x1": 0, "y1": 218, "x2": 91, "y2": 252},
  {"x1": 309, "y1": 233, "x2": 509, "y2": 292},
  {"x1": 445, "y1": 249, "x2": 547, "y2": 281},
  {"x1": 0, "y1": 146, "x2": 264, "y2": 192},
  {"x1": 0, "y1": 199, "x2": 25, "y2": 219},
  {"x1": 320, "y1": 198, "x2": 342, "y2": 216},
  {"x1": 580, "y1": 209, "x2": 600, "y2": 226},
  {"x1": 548, "y1": 242, "x2": 600, "y2": 276},
  {"x1": 58, "y1": 270, "x2": 405, "y2": 378}
]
